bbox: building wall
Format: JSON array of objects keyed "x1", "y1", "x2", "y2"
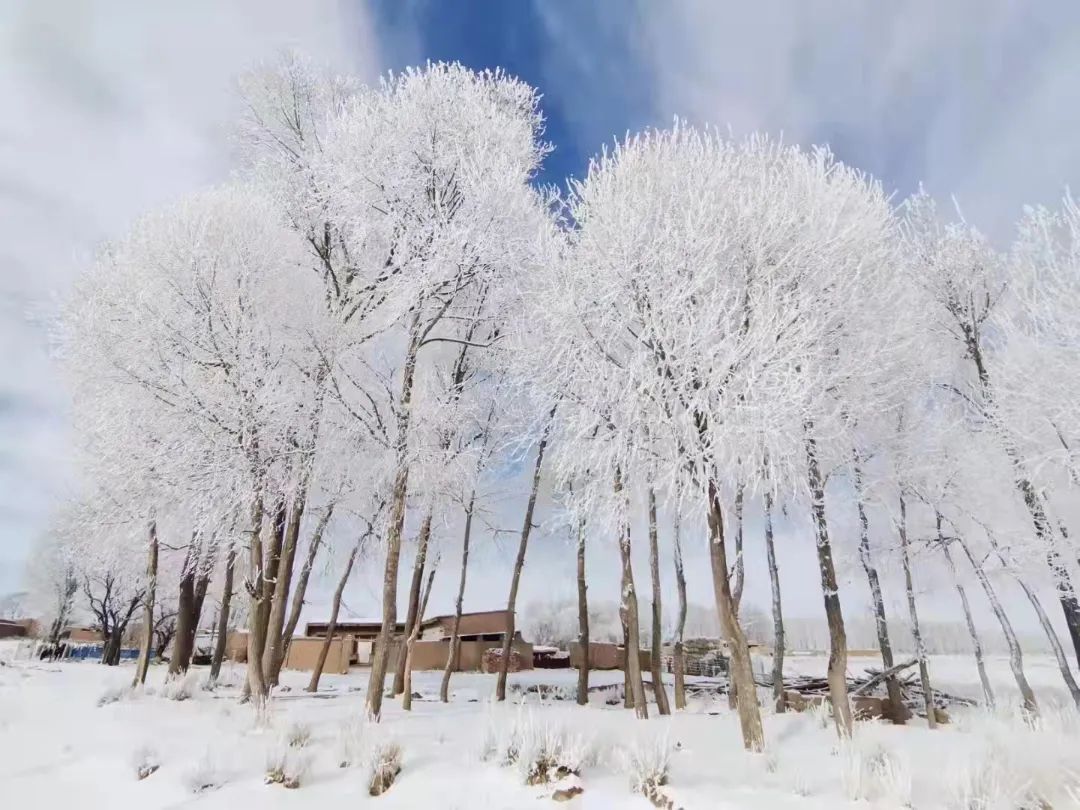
[
  {"x1": 66, "y1": 627, "x2": 101, "y2": 644},
  {"x1": 282, "y1": 637, "x2": 354, "y2": 675},
  {"x1": 371, "y1": 638, "x2": 534, "y2": 672},
  {"x1": 224, "y1": 630, "x2": 248, "y2": 663},
  {"x1": 569, "y1": 642, "x2": 650, "y2": 671}
]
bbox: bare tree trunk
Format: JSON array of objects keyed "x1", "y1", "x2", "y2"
[
  {"x1": 440, "y1": 493, "x2": 476, "y2": 703},
  {"x1": 978, "y1": 525, "x2": 1080, "y2": 705},
  {"x1": 276, "y1": 504, "x2": 335, "y2": 681},
  {"x1": 763, "y1": 490, "x2": 785, "y2": 713},
  {"x1": 402, "y1": 559, "x2": 438, "y2": 711},
  {"x1": 732, "y1": 482, "x2": 745, "y2": 612},
  {"x1": 968, "y1": 342, "x2": 1080, "y2": 670},
  {"x1": 954, "y1": 533, "x2": 1038, "y2": 714},
  {"x1": 1010, "y1": 466, "x2": 1080, "y2": 669},
  {"x1": 495, "y1": 415, "x2": 552, "y2": 702},
  {"x1": 617, "y1": 471, "x2": 648, "y2": 719},
  {"x1": 705, "y1": 477, "x2": 764, "y2": 747},
  {"x1": 133, "y1": 521, "x2": 158, "y2": 687},
  {"x1": 726, "y1": 483, "x2": 745, "y2": 713},
  {"x1": 395, "y1": 512, "x2": 434, "y2": 697},
  {"x1": 805, "y1": 429, "x2": 852, "y2": 737},
  {"x1": 852, "y1": 454, "x2": 904, "y2": 723},
  {"x1": 209, "y1": 544, "x2": 236, "y2": 682},
  {"x1": 308, "y1": 538, "x2": 361, "y2": 693},
  {"x1": 938, "y1": 521, "x2": 994, "y2": 708},
  {"x1": 1017, "y1": 575, "x2": 1080, "y2": 706},
  {"x1": 169, "y1": 555, "x2": 197, "y2": 678},
  {"x1": 245, "y1": 492, "x2": 271, "y2": 704},
  {"x1": 621, "y1": 609, "x2": 632, "y2": 709},
  {"x1": 265, "y1": 493, "x2": 307, "y2": 685},
  {"x1": 672, "y1": 506, "x2": 688, "y2": 711},
  {"x1": 104, "y1": 626, "x2": 123, "y2": 666},
  {"x1": 898, "y1": 491, "x2": 935, "y2": 728},
  {"x1": 367, "y1": 323, "x2": 421, "y2": 721},
  {"x1": 575, "y1": 513, "x2": 590, "y2": 706},
  {"x1": 191, "y1": 567, "x2": 211, "y2": 641},
  {"x1": 647, "y1": 489, "x2": 670, "y2": 715}
]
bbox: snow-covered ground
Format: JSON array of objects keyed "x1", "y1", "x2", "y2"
[{"x1": 2, "y1": 645, "x2": 1079, "y2": 809}]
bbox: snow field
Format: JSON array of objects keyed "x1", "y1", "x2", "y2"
[{"x1": 2, "y1": 657, "x2": 1080, "y2": 809}]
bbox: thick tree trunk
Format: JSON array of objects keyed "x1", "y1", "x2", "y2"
[
  {"x1": 169, "y1": 560, "x2": 197, "y2": 678},
  {"x1": 104, "y1": 626, "x2": 123, "y2": 666},
  {"x1": 575, "y1": 514, "x2": 590, "y2": 706},
  {"x1": 277, "y1": 504, "x2": 335, "y2": 679},
  {"x1": 805, "y1": 430, "x2": 852, "y2": 737},
  {"x1": 852, "y1": 455, "x2": 904, "y2": 723},
  {"x1": 495, "y1": 417, "x2": 552, "y2": 702},
  {"x1": 706, "y1": 478, "x2": 764, "y2": 749},
  {"x1": 264, "y1": 493, "x2": 307, "y2": 686},
  {"x1": 955, "y1": 535, "x2": 1038, "y2": 714},
  {"x1": 133, "y1": 521, "x2": 158, "y2": 687},
  {"x1": 245, "y1": 492, "x2": 271, "y2": 704},
  {"x1": 898, "y1": 492, "x2": 935, "y2": 727},
  {"x1": 367, "y1": 326, "x2": 421, "y2": 721},
  {"x1": 440, "y1": 493, "x2": 476, "y2": 703},
  {"x1": 617, "y1": 473, "x2": 648, "y2": 719},
  {"x1": 621, "y1": 609, "x2": 632, "y2": 709},
  {"x1": 732, "y1": 482, "x2": 745, "y2": 612},
  {"x1": 647, "y1": 489, "x2": 670, "y2": 715},
  {"x1": 402, "y1": 560, "x2": 438, "y2": 711},
  {"x1": 209, "y1": 544, "x2": 236, "y2": 682},
  {"x1": 395, "y1": 512, "x2": 434, "y2": 697},
  {"x1": 191, "y1": 567, "x2": 211, "y2": 640},
  {"x1": 672, "y1": 507, "x2": 688, "y2": 711},
  {"x1": 763, "y1": 490, "x2": 785, "y2": 713},
  {"x1": 939, "y1": 522, "x2": 994, "y2": 708},
  {"x1": 308, "y1": 538, "x2": 360, "y2": 693}
]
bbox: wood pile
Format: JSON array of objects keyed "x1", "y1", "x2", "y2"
[{"x1": 682, "y1": 658, "x2": 976, "y2": 719}]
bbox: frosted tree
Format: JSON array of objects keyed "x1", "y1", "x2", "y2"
[
  {"x1": 25, "y1": 528, "x2": 79, "y2": 657},
  {"x1": 527, "y1": 128, "x2": 906, "y2": 744},
  {"x1": 995, "y1": 194, "x2": 1080, "y2": 488},
  {"x1": 902, "y1": 191, "x2": 1080, "y2": 667},
  {"x1": 266, "y1": 62, "x2": 555, "y2": 720},
  {"x1": 60, "y1": 184, "x2": 325, "y2": 701}
]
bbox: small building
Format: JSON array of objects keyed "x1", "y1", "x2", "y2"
[
  {"x1": 0, "y1": 620, "x2": 29, "y2": 639},
  {"x1": 296, "y1": 609, "x2": 533, "y2": 673}
]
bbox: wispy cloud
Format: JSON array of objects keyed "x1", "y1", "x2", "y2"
[
  {"x1": 537, "y1": 0, "x2": 1080, "y2": 237},
  {"x1": 0, "y1": 1, "x2": 384, "y2": 591}
]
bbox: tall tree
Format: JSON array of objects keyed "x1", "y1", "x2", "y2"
[
  {"x1": 904, "y1": 192, "x2": 1080, "y2": 668},
  {"x1": 646, "y1": 489, "x2": 671, "y2": 715}
]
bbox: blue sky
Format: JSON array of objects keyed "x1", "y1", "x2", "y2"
[
  {"x1": 363, "y1": 0, "x2": 1080, "y2": 235},
  {"x1": 371, "y1": 1, "x2": 657, "y2": 189},
  {"x1": 2, "y1": 2, "x2": 1080, "y2": 626}
]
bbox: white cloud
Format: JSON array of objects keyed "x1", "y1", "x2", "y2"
[
  {"x1": 538, "y1": 0, "x2": 1080, "y2": 237},
  {"x1": 0, "y1": 0, "x2": 384, "y2": 592}
]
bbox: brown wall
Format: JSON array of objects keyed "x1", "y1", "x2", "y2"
[
  {"x1": 283, "y1": 636, "x2": 354, "y2": 675},
  {"x1": 375, "y1": 638, "x2": 534, "y2": 672},
  {"x1": 224, "y1": 630, "x2": 248, "y2": 663},
  {"x1": 66, "y1": 627, "x2": 101, "y2": 644},
  {"x1": 569, "y1": 642, "x2": 649, "y2": 671}
]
